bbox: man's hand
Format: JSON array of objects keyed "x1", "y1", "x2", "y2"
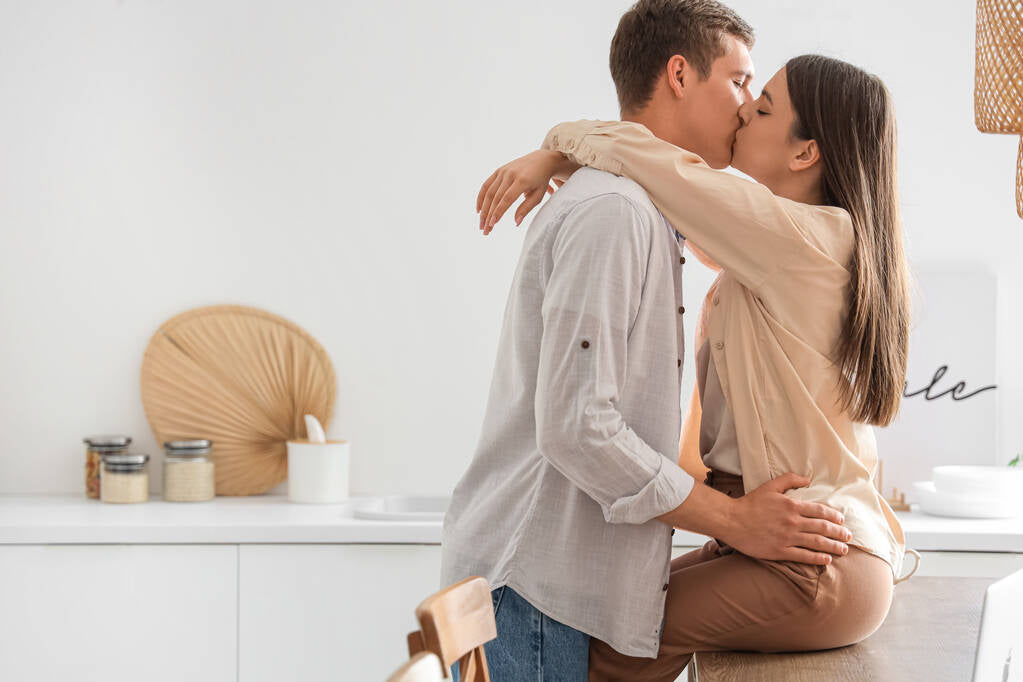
[
  {"x1": 721, "y1": 473, "x2": 851, "y2": 565},
  {"x1": 660, "y1": 472, "x2": 850, "y2": 566}
]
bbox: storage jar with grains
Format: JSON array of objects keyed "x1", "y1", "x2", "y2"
[
  {"x1": 100, "y1": 453, "x2": 149, "y2": 503},
  {"x1": 83, "y1": 435, "x2": 131, "y2": 499},
  {"x1": 162, "y1": 440, "x2": 215, "y2": 502}
]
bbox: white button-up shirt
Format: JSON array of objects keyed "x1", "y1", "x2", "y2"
[{"x1": 441, "y1": 167, "x2": 693, "y2": 658}]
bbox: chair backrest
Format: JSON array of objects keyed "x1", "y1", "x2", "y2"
[
  {"x1": 407, "y1": 576, "x2": 497, "y2": 682},
  {"x1": 972, "y1": 568, "x2": 1023, "y2": 681},
  {"x1": 387, "y1": 651, "x2": 446, "y2": 682}
]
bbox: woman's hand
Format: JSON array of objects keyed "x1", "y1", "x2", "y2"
[{"x1": 477, "y1": 150, "x2": 576, "y2": 235}]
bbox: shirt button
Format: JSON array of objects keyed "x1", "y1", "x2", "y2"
[
  {"x1": 679, "y1": 256, "x2": 686, "y2": 265},
  {"x1": 678, "y1": 306, "x2": 685, "y2": 315},
  {"x1": 671, "y1": 528, "x2": 676, "y2": 536},
  {"x1": 713, "y1": 296, "x2": 720, "y2": 306},
  {"x1": 662, "y1": 583, "x2": 669, "y2": 591},
  {"x1": 677, "y1": 359, "x2": 682, "y2": 368},
  {"x1": 714, "y1": 341, "x2": 724, "y2": 350},
  {"x1": 581, "y1": 340, "x2": 590, "y2": 349}
]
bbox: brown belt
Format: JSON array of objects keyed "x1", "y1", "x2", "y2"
[
  {"x1": 704, "y1": 469, "x2": 744, "y2": 499},
  {"x1": 702, "y1": 470, "x2": 745, "y2": 552}
]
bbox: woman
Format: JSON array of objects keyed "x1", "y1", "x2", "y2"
[{"x1": 476, "y1": 55, "x2": 913, "y2": 680}]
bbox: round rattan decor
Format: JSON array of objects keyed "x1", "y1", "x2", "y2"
[
  {"x1": 140, "y1": 305, "x2": 337, "y2": 496},
  {"x1": 975, "y1": 0, "x2": 1023, "y2": 217}
]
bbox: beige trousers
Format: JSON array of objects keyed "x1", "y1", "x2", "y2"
[{"x1": 589, "y1": 471, "x2": 895, "y2": 682}]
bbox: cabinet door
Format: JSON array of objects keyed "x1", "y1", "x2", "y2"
[
  {"x1": 239, "y1": 544, "x2": 442, "y2": 682},
  {"x1": 677, "y1": 546, "x2": 1023, "y2": 579},
  {"x1": 909, "y1": 551, "x2": 1023, "y2": 578},
  {"x1": 0, "y1": 544, "x2": 237, "y2": 682}
]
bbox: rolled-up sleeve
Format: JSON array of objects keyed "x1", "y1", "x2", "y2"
[
  {"x1": 534, "y1": 193, "x2": 694, "y2": 525},
  {"x1": 543, "y1": 120, "x2": 805, "y2": 293}
]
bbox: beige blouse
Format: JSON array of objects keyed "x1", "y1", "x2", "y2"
[
  {"x1": 543, "y1": 120, "x2": 906, "y2": 575},
  {"x1": 697, "y1": 339, "x2": 742, "y2": 476}
]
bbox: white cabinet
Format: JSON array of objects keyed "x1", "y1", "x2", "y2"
[
  {"x1": 899, "y1": 551, "x2": 1023, "y2": 577},
  {"x1": 238, "y1": 544, "x2": 443, "y2": 682},
  {"x1": 673, "y1": 545, "x2": 1023, "y2": 580},
  {"x1": 2, "y1": 502, "x2": 1021, "y2": 682},
  {"x1": 0, "y1": 544, "x2": 237, "y2": 682}
]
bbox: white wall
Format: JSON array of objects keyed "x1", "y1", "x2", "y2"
[{"x1": 1, "y1": 0, "x2": 1019, "y2": 497}]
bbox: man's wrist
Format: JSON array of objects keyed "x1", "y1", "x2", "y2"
[
  {"x1": 714, "y1": 492, "x2": 740, "y2": 544},
  {"x1": 660, "y1": 479, "x2": 740, "y2": 540}
]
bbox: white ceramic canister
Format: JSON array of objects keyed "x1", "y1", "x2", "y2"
[{"x1": 286, "y1": 439, "x2": 350, "y2": 503}]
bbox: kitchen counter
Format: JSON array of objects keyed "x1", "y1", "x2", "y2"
[
  {"x1": 2, "y1": 494, "x2": 1023, "y2": 551},
  {"x1": 4, "y1": 496, "x2": 1019, "y2": 682},
  {"x1": 0, "y1": 494, "x2": 438, "y2": 544}
]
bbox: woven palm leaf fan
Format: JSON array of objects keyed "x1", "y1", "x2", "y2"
[{"x1": 140, "y1": 305, "x2": 337, "y2": 496}]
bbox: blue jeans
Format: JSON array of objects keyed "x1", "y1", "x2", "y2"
[{"x1": 451, "y1": 585, "x2": 590, "y2": 681}]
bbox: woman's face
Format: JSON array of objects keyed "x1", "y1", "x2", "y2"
[{"x1": 731, "y1": 67, "x2": 806, "y2": 188}]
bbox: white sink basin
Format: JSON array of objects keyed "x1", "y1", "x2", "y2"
[{"x1": 353, "y1": 495, "x2": 449, "y2": 522}]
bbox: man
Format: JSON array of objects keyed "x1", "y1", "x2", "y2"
[{"x1": 442, "y1": 1, "x2": 851, "y2": 679}]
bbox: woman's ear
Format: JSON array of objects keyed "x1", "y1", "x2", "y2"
[
  {"x1": 790, "y1": 138, "x2": 821, "y2": 173},
  {"x1": 665, "y1": 54, "x2": 689, "y2": 99}
]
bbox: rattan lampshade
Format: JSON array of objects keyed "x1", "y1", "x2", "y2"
[
  {"x1": 140, "y1": 305, "x2": 337, "y2": 496},
  {"x1": 975, "y1": 0, "x2": 1023, "y2": 217}
]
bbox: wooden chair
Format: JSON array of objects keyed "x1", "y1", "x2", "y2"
[
  {"x1": 407, "y1": 576, "x2": 498, "y2": 681},
  {"x1": 386, "y1": 651, "x2": 446, "y2": 682}
]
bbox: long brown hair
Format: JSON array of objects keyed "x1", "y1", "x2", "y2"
[{"x1": 786, "y1": 55, "x2": 910, "y2": 426}]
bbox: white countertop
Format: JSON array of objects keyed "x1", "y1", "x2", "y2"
[
  {"x1": 2, "y1": 494, "x2": 1023, "y2": 551},
  {"x1": 0, "y1": 494, "x2": 439, "y2": 545}
]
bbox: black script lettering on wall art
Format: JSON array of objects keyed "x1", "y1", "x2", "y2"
[{"x1": 903, "y1": 365, "x2": 997, "y2": 402}]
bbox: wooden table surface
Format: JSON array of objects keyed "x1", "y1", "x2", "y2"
[{"x1": 692, "y1": 576, "x2": 994, "y2": 681}]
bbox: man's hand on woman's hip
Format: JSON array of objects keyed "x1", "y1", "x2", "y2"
[{"x1": 660, "y1": 472, "x2": 850, "y2": 566}]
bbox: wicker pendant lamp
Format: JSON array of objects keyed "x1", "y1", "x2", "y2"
[
  {"x1": 140, "y1": 305, "x2": 337, "y2": 496},
  {"x1": 975, "y1": 0, "x2": 1023, "y2": 218}
]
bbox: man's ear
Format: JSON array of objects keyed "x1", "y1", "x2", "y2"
[
  {"x1": 665, "y1": 54, "x2": 689, "y2": 100},
  {"x1": 790, "y1": 138, "x2": 822, "y2": 172}
]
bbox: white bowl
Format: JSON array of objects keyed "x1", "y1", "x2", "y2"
[
  {"x1": 914, "y1": 481, "x2": 1023, "y2": 519},
  {"x1": 353, "y1": 495, "x2": 450, "y2": 522},
  {"x1": 932, "y1": 465, "x2": 1023, "y2": 498}
]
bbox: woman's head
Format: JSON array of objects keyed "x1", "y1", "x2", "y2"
[
  {"x1": 730, "y1": 66, "x2": 818, "y2": 195},
  {"x1": 735, "y1": 54, "x2": 910, "y2": 426}
]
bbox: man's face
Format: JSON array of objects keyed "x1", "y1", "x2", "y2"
[{"x1": 676, "y1": 36, "x2": 754, "y2": 169}]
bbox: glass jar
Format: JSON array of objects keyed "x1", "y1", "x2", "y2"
[
  {"x1": 162, "y1": 440, "x2": 215, "y2": 502},
  {"x1": 100, "y1": 453, "x2": 149, "y2": 504},
  {"x1": 83, "y1": 435, "x2": 132, "y2": 499}
]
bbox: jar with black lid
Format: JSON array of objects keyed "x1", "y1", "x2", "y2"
[
  {"x1": 100, "y1": 453, "x2": 149, "y2": 504},
  {"x1": 83, "y1": 435, "x2": 131, "y2": 499},
  {"x1": 162, "y1": 440, "x2": 215, "y2": 502}
]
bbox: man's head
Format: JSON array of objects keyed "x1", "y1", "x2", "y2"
[{"x1": 610, "y1": 0, "x2": 755, "y2": 168}]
